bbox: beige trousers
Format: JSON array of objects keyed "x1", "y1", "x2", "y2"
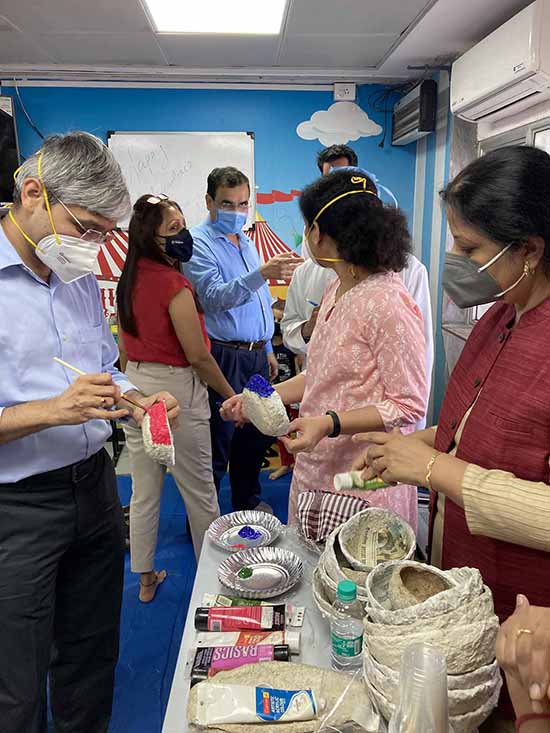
[{"x1": 123, "y1": 361, "x2": 220, "y2": 566}]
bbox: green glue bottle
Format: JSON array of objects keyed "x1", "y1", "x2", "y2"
[{"x1": 333, "y1": 471, "x2": 390, "y2": 491}]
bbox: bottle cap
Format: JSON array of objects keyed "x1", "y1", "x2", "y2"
[
  {"x1": 333, "y1": 472, "x2": 353, "y2": 490},
  {"x1": 337, "y1": 579, "x2": 357, "y2": 602},
  {"x1": 194, "y1": 608, "x2": 209, "y2": 631},
  {"x1": 273, "y1": 644, "x2": 291, "y2": 661},
  {"x1": 285, "y1": 631, "x2": 301, "y2": 654}
]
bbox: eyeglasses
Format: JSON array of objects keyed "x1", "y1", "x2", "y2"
[
  {"x1": 55, "y1": 198, "x2": 107, "y2": 244},
  {"x1": 215, "y1": 201, "x2": 249, "y2": 212}
]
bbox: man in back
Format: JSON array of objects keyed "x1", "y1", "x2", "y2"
[{"x1": 184, "y1": 167, "x2": 301, "y2": 512}]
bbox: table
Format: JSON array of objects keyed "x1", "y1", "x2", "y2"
[{"x1": 162, "y1": 527, "x2": 332, "y2": 733}]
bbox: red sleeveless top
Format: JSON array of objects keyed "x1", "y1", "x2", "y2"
[{"x1": 433, "y1": 299, "x2": 550, "y2": 621}]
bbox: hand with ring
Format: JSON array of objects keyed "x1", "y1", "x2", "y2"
[{"x1": 496, "y1": 594, "x2": 550, "y2": 714}]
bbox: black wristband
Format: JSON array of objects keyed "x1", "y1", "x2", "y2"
[{"x1": 326, "y1": 410, "x2": 341, "y2": 438}]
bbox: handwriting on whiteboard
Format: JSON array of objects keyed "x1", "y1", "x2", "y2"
[{"x1": 124, "y1": 144, "x2": 192, "y2": 192}]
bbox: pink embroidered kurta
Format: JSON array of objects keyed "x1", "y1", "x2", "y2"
[{"x1": 289, "y1": 272, "x2": 427, "y2": 533}]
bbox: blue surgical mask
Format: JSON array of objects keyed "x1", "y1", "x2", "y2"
[
  {"x1": 213, "y1": 209, "x2": 248, "y2": 235},
  {"x1": 164, "y1": 228, "x2": 194, "y2": 262}
]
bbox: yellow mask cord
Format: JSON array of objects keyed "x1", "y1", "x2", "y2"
[{"x1": 38, "y1": 152, "x2": 62, "y2": 247}]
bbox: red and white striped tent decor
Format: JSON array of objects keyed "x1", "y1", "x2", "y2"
[
  {"x1": 93, "y1": 229, "x2": 129, "y2": 319},
  {"x1": 94, "y1": 229, "x2": 128, "y2": 282},
  {"x1": 245, "y1": 212, "x2": 297, "y2": 286}
]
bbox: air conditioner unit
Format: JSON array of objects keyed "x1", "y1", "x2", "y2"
[
  {"x1": 451, "y1": 0, "x2": 550, "y2": 123},
  {"x1": 392, "y1": 80, "x2": 437, "y2": 146}
]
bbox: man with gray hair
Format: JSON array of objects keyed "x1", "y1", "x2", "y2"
[{"x1": 0, "y1": 131, "x2": 179, "y2": 732}]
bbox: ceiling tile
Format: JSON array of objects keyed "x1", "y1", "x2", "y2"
[
  {"x1": 286, "y1": 0, "x2": 433, "y2": 35},
  {"x1": 34, "y1": 33, "x2": 166, "y2": 65},
  {"x1": 159, "y1": 34, "x2": 279, "y2": 67},
  {"x1": 0, "y1": 29, "x2": 54, "y2": 63},
  {"x1": 1, "y1": 0, "x2": 151, "y2": 33},
  {"x1": 279, "y1": 33, "x2": 398, "y2": 67}
]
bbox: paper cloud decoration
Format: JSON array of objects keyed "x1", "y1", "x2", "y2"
[{"x1": 296, "y1": 101, "x2": 382, "y2": 146}]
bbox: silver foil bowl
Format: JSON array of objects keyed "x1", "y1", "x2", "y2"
[
  {"x1": 208, "y1": 511, "x2": 283, "y2": 552},
  {"x1": 217, "y1": 546, "x2": 303, "y2": 599}
]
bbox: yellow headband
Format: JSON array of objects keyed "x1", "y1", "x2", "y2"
[{"x1": 312, "y1": 176, "x2": 377, "y2": 225}]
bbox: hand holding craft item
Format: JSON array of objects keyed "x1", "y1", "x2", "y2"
[
  {"x1": 52, "y1": 357, "x2": 175, "y2": 465},
  {"x1": 241, "y1": 374, "x2": 290, "y2": 437},
  {"x1": 141, "y1": 399, "x2": 175, "y2": 466}
]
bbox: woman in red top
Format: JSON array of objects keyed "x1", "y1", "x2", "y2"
[
  {"x1": 117, "y1": 195, "x2": 234, "y2": 602},
  {"x1": 353, "y1": 146, "x2": 550, "y2": 724}
]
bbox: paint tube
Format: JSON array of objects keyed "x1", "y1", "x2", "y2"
[
  {"x1": 190, "y1": 644, "x2": 290, "y2": 685},
  {"x1": 333, "y1": 471, "x2": 390, "y2": 491},
  {"x1": 192, "y1": 684, "x2": 320, "y2": 725},
  {"x1": 195, "y1": 630, "x2": 301, "y2": 654},
  {"x1": 194, "y1": 604, "x2": 285, "y2": 633},
  {"x1": 201, "y1": 594, "x2": 305, "y2": 627}
]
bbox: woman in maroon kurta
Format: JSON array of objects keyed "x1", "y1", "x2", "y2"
[{"x1": 352, "y1": 145, "x2": 550, "y2": 722}]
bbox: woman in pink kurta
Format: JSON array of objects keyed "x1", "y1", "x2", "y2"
[
  {"x1": 221, "y1": 169, "x2": 427, "y2": 530},
  {"x1": 289, "y1": 270, "x2": 426, "y2": 531}
]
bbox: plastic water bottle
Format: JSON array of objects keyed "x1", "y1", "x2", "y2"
[{"x1": 330, "y1": 579, "x2": 364, "y2": 672}]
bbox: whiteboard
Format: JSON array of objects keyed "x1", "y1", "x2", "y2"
[{"x1": 108, "y1": 131, "x2": 255, "y2": 228}]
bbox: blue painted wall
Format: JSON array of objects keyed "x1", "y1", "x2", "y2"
[{"x1": 5, "y1": 84, "x2": 417, "y2": 248}]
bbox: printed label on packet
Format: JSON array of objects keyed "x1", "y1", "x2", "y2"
[{"x1": 255, "y1": 687, "x2": 317, "y2": 722}]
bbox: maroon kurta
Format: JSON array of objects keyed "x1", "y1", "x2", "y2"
[{"x1": 431, "y1": 298, "x2": 550, "y2": 716}]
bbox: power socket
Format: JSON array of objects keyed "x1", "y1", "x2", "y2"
[{"x1": 333, "y1": 83, "x2": 356, "y2": 102}]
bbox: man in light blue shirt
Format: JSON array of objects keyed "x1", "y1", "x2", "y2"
[
  {"x1": 184, "y1": 167, "x2": 300, "y2": 512},
  {"x1": 0, "y1": 132, "x2": 178, "y2": 733}
]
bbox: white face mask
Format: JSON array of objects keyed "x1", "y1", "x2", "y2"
[
  {"x1": 9, "y1": 210, "x2": 100, "y2": 284},
  {"x1": 35, "y1": 233, "x2": 100, "y2": 283}
]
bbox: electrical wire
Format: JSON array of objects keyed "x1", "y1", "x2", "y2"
[
  {"x1": 368, "y1": 81, "x2": 417, "y2": 148},
  {"x1": 12, "y1": 78, "x2": 45, "y2": 141}
]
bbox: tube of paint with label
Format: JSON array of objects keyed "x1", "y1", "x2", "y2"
[
  {"x1": 195, "y1": 630, "x2": 301, "y2": 654},
  {"x1": 201, "y1": 595, "x2": 305, "y2": 627},
  {"x1": 190, "y1": 644, "x2": 290, "y2": 685},
  {"x1": 194, "y1": 605, "x2": 286, "y2": 632},
  {"x1": 192, "y1": 684, "x2": 319, "y2": 725}
]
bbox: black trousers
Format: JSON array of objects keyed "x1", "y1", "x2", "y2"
[
  {"x1": 0, "y1": 448, "x2": 125, "y2": 733},
  {"x1": 209, "y1": 342, "x2": 275, "y2": 510}
]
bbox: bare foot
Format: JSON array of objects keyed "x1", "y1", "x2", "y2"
[{"x1": 139, "y1": 570, "x2": 167, "y2": 603}]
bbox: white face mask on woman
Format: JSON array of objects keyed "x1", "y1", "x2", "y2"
[{"x1": 8, "y1": 152, "x2": 104, "y2": 283}]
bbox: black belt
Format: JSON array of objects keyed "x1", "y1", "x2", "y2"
[
  {"x1": 7, "y1": 450, "x2": 103, "y2": 488},
  {"x1": 211, "y1": 339, "x2": 266, "y2": 351}
]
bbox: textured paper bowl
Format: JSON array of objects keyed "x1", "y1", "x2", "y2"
[
  {"x1": 364, "y1": 652, "x2": 502, "y2": 716},
  {"x1": 364, "y1": 674, "x2": 501, "y2": 733},
  {"x1": 338, "y1": 508, "x2": 415, "y2": 572},
  {"x1": 322, "y1": 527, "x2": 370, "y2": 589},
  {"x1": 365, "y1": 562, "x2": 485, "y2": 625}
]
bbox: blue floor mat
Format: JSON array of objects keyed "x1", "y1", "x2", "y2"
[{"x1": 111, "y1": 470, "x2": 291, "y2": 733}]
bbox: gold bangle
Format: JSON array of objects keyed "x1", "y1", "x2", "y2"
[{"x1": 425, "y1": 452, "x2": 440, "y2": 490}]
